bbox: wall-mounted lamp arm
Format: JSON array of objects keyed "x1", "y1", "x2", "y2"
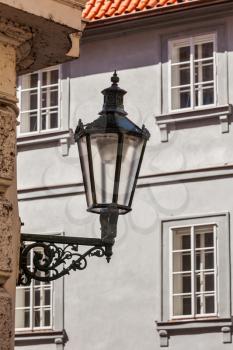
[{"x1": 18, "y1": 210, "x2": 118, "y2": 286}]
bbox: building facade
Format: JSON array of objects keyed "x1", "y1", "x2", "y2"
[
  {"x1": 0, "y1": 1, "x2": 87, "y2": 349},
  {"x1": 15, "y1": 0, "x2": 233, "y2": 349}
]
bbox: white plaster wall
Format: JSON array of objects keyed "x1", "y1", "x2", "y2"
[{"x1": 16, "y1": 11, "x2": 233, "y2": 350}]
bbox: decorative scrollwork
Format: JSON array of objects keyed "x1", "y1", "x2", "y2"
[{"x1": 18, "y1": 240, "x2": 105, "y2": 286}]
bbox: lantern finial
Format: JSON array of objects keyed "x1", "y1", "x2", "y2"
[{"x1": 111, "y1": 70, "x2": 119, "y2": 85}]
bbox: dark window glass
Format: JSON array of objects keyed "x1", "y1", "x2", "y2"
[
  {"x1": 25, "y1": 310, "x2": 30, "y2": 328},
  {"x1": 205, "y1": 274, "x2": 214, "y2": 291},
  {"x1": 182, "y1": 254, "x2": 191, "y2": 271},
  {"x1": 45, "y1": 309, "x2": 51, "y2": 326},
  {"x1": 205, "y1": 232, "x2": 213, "y2": 247},
  {"x1": 51, "y1": 70, "x2": 59, "y2": 84},
  {"x1": 182, "y1": 235, "x2": 190, "y2": 249},
  {"x1": 183, "y1": 275, "x2": 191, "y2": 293},
  {"x1": 179, "y1": 46, "x2": 190, "y2": 62},
  {"x1": 205, "y1": 295, "x2": 215, "y2": 313},
  {"x1": 180, "y1": 90, "x2": 191, "y2": 108},
  {"x1": 183, "y1": 297, "x2": 191, "y2": 315},
  {"x1": 50, "y1": 113, "x2": 58, "y2": 129},
  {"x1": 203, "y1": 88, "x2": 214, "y2": 105},
  {"x1": 205, "y1": 251, "x2": 214, "y2": 269},
  {"x1": 29, "y1": 114, "x2": 37, "y2": 132},
  {"x1": 34, "y1": 310, "x2": 40, "y2": 327}
]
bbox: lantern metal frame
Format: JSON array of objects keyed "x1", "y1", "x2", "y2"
[{"x1": 18, "y1": 72, "x2": 150, "y2": 286}]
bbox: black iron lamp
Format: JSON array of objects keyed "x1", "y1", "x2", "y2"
[{"x1": 19, "y1": 72, "x2": 150, "y2": 285}]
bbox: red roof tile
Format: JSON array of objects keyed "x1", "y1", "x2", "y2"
[{"x1": 83, "y1": 0, "x2": 198, "y2": 21}]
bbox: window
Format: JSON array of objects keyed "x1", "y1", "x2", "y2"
[
  {"x1": 18, "y1": 67, "x2": 60, "y2": 135},
  {"x1": 15, "y1": 247, "x2": 53, "y2": 331},
  {"x1": 169, "y1": 34, "x2": 216, "y2": 111},
  {"x1": 160, "y1": 213, "x2": 231, "y2": 324},
  {"x1": 171, "y1": 224, "x2": 217, "y2": 318}
]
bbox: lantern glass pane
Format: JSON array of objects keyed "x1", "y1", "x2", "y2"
[
  {"x1": 118, "y1": 135, "x2": 143, "y2": 207},
  {"x1": 90, "y1": 133, "x2": 118, "y2": 205},
  {"x1": 78, "y1": 136, "x2": 92, "y2": 207}
]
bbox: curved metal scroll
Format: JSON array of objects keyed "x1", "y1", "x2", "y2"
[{"x1": 19, "y1": 240, "x2": 105, "y2": 286}]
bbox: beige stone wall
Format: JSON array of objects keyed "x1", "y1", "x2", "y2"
[{"x1": 0, "y1": 39, "x2": 20, "y2": 350}]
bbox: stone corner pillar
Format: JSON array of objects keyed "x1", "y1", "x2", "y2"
[{"x1": 0, "y1": 18, "x2": 32, "y2": 350}]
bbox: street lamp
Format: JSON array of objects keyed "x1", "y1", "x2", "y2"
[{"x1": 19, "y1": 72, "x2": 150, "y2": 285}]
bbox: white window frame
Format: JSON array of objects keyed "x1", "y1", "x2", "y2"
[
  {"x1": 15, "y1": 247, "x2": 54, "y2": 332},
  {"x1": 17, "y1": 65, "x2": 61, "y2": 137},
  {"x1": 168, "y1": 33, "x2": 217, "y2": 113},
  {"x1": 169, "y1": 222, "x2": 218, "y2": 320}
]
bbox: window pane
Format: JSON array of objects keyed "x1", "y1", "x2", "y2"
[
  {"x1": 21, "y1": 73, "x2": 38, "y2": 89},
  {"x1": 173, "y1": 252, "x2": 191, "y2": 272},
  {"x1": 51, "y1": 70, "x2": 59, "y2": 84},
  {"x1": 205, "y1": 274, "x2": 214, "y2": 291},
  {"x1": 16, "y1": 288, "x2": 30, "y2": 308},
  {"x1": 21, "y1": 91, "x2": 38, "y2": 111},
  {"x1": 195, "y1": 85, "x2": 214, "y2": 106},
  {"x1": 172, "y1": 88, "x2": 191, "y2": 109},
  {"x1": 203, "y1": 87, "x2": 214, "y2": 105},
  {"x1": 50, "y1": 112, "x2": 58, "y2": 129},
  {"x1": 173, "y1": 295, "x2": 192, "y2": 316},
  {"x1": 15, "y1": 309, "x2": 30, "y2": 328},
  {"x1": 45, "y1": 289, "x2": 51, "y2": 306},
  {"x1": 195, "y1": 60, "x2": 214, "y2": 83},
  {"x1": 173, "y1": 274, "x2": 191, "y2": 293},
  {"x1": 172, "y1": 65, "x2": 190, "y2": 86},
  {"x1": 196, "y1": 295, "x2": 201, "y2": 314},
  {"x1": 45, "y1": 309, "x2": 51, "y2": 326},
  {"x1": 196, "y1": 252, "x2": 200, "y2": 270},
  {"x1": 173, "y1": 228, "x2": 191, "y2": 250},
  {"x1": 205, "y1": 295, "x2": 215, "y2": 313},
  {"x1": 172, "y1": 45, "x2": 190, "y2": 63},
  {"x1": 195, "y1": 42, "x2": 213, "y2": 59},
  {"x1": 34, "y1": 309, "x2": 41, "y2": 327},
  {"x1": 202, "y1": 42, "x2": 214, "y2": 58},
  {"x1": 20, "y1": 112, "x2": 38, "y2": 133},
  {"x1": 196, "y1": 274, "x2": 201, "y2": 292},
  {"x1": 34, "y1": 289, "x2": 40, "y2": 306},
  {"x1": 42, "y1": 87, "x2": 58, "y2": 108},
  {"x1": 204, "y1": 232, "x2": 214, "y2": 247},
  {"x1": 205, "y1": 251, "x2": 214, "y2": 269}
]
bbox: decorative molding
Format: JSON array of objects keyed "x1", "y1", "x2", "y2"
[
  {"x1": 158, "y1": 330, "x2": 168, "y2": 347},
  {"x1": 17, "y1": 164, "x2": 233, "y2": 201},
  {"x1": 54, "y1": 0, "x2": 87, "y2": 9},
  {"x1": 157, "y1": 319, "x2": 232, "y2": 345},
  {"x1": 221, "y1": 326, "x2": 232, "y2": 343},
  {"x1": 0, "y1": 97, "x2": 17, "y2": 185},
  {"x1": 0, "y1": 17, "x2": 34, "y2": 72},
  {"x1": 17, "y1": 129, "x2": 74, "y2": 156},
  {"x1": 15, "y1": 330, "x2": 68, "y2": 345},
  {"x1": 155, "y1": 105, "x2": 233, "y2": 142},
  {"x1": 0, "y1": 199, "x2": 13, "y2": 285}
]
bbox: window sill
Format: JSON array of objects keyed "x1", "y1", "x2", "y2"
[
  {"x1": 15, "y1": 329, "x2": 68, "y2": 346},
  {"x1": 155, "y1": 104, "x2": 233, "y2": 142},
  {"x1": 17, "y1": 129, "x2": 74, "y2": 156},
  {"x1": 156, "y1": 318, "x2": 232, "y2": 347}
]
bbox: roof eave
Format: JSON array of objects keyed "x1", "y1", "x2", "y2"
[{"x1": 84, "y1": 0, "x2": 232, "y2": 29}]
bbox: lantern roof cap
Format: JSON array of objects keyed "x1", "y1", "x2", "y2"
[{"x1": 75, "y1": 72, "x2": 150, "y2": 140}]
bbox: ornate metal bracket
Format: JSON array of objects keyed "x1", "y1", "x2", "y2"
[{"x1": 18, "y1": 210, "x2": 119, "y2": 286}]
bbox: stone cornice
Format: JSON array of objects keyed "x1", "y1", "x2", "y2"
[
  {"x1": 0, "y1": 18, "x2": 34, "y2": 71},
  {"x1": 55, "y1": 0, "x2": 87, "y2": 9},
  {"x1": 0, "y1": 18, "x2": 32, "y2": 47}
]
